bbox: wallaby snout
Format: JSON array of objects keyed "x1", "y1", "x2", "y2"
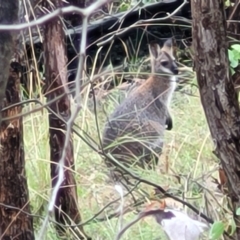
[{"x1": 171, "y1": 62, "x2": 178, "y2": 75}]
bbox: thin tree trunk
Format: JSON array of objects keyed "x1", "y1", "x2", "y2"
[
  {"x1": 0, "y1": 1, "x2": 35, "y2": 239},
  {"x1": 43, "y1": 0, "x2": 89, "y2": 238},
  {"x1": 0, "y1": 1, "x2": 18, "y2": 125},
  {"x1": 191, "y1": 0, "x2": 240, "y2": 238},
  {"x1": 0, "y1": 64, "x2": 35, "y2": 240}
]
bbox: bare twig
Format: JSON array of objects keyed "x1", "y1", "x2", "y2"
[
  {"x1": 97, "y1": 0, "x2": 189, "y2": 46},
  {"x1": 0, "y1": 4, "x2": 112, "y2": 31}
]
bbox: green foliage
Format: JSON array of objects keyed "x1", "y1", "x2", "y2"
[
  {"x1": 224, "y1": 0, "x2": 231, "y2": 7},
  {"x1": 209, "y1": 221, "x2": 225, "y2": 240},
  {"x1": 119, "y1": 2, "x2": 130, "y2": 12},
  {"x1": 236, "y1": 208, "x2": 240, "y2": 215},
  {"x1": 228, "y1": 44, "x2": 240, "y2": 75}
]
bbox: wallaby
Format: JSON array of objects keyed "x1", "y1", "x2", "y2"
[{"x1": 102, "y1": 39, "x2": 178, "y2": 181}]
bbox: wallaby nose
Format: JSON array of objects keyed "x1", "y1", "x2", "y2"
[
  {"x1": 171, "y1": 62, "x2": 178, "y2": 74},
  {"x1": 171, "y1": 66, "x2": 178, "y2": 74},
  {"x1": 172, "y1": 67, "x2": 178, "y2": 75}
]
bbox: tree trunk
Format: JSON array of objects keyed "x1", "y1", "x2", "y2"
[
  {"x1": 43, "y1": 0, "x2": 89, "y2": 239},
  {"x1": 0, "y1": 1, "x2": 35, "y2": 239},
  {"x1": 0, "y1": 64, "x2": 35, "y2": 240},
  {"x1": 0, "y1": 1, "x2": 18, "y2": 124},
  {"x1": 191, "y1": 0, "x2": 240, "y2": 238}
]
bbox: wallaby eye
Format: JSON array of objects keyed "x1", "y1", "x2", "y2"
[{"x1": 161, "y1": 61, "x2": 169, "y2": 67}]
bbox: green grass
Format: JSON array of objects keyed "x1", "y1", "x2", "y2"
[{"x1": 22, "y1": 72, "x2": 223, "y2": 239}]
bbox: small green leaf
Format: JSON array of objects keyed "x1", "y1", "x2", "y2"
[
  {"x1": 225, "y1": 0, "x2": 231, "y2": 7},
  {"x1": 119, "y1": 3, "x2": 129, "y2": 12},
  {"x1": 230, "y1": 67, "x2": 236, "y2": 76},
  {"x1": 231, "y1": 44, "x2": 240, "y2": 53},
  {"x1": 236, "y1": 208, "x2": 240, "y2": 215},
  {"x1": 209, "y1": 221, "x2": 225, "y2": 240},
  {"x1": 232, "y1": 49, "x2": 240, "y2": 59},
  {"x1": 228, "y1": 49, "x2": 235, "y2": 61},
  {"x1": 231, "y1": 60, "x2": 239, "y2": 68},
  {"x1": 228, "y1": 50, "x2": 239, "y2": 68}
]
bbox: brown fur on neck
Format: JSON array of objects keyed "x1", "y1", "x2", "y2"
[{"x1": 136, "y1": 74, "x2": 174, "y2": 106}]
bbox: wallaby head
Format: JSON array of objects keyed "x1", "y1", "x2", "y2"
[
  {"x1": 147, "y1": 39, "x2": 178, "y2": 108},
  {"x1": 149, "y1": 38, "x2": 178, "y2": 76}
]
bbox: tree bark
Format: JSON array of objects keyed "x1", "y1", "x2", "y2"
[
  {"x1": 191, "y1": 0, "x2": 240, "y2": 238},
  {"x1": 0, "y1": 1, "x2": 18, "y2": 125},
  {"x1": 0, "y1": 64, "x2": 35, "y2": 240},
  {"x1": 0, "y1": 1, "x2": 35, "y2": 239},
  {"x1": 43, "y1": 0, "x2": 89, "y2": 239}
]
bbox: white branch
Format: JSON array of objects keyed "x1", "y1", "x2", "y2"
[{"x1": 0, "y1": 1, "x2": 110, "y2": 31}]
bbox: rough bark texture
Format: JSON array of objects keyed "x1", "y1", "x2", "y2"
[
  {"x1": 191, "y1": 0, "x2": 240, "y2": 238},
  {"x1": 0, "y1": 1, "x2": 18, "y2": 125},
  {"x1": 0, "y1": 1, "x2": 35, "y2": 239},
  {"x1": 0, "y1": 65, "x2": 35, "y2": 239},
  {"x1": 43, "y1": 0, "x2": 89, "y2": 238}
]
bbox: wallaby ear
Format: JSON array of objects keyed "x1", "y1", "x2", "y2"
[
  {"x1": 149, "y1": 43, "x2": 161, "y2": 59},
  {"x1": 161, "y1": 38, "x2": 173, "y2": 55}
]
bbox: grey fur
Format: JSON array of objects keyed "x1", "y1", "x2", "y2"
[{"x1": 102, "y1": 39, "x2": 178, "y2": 181}]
